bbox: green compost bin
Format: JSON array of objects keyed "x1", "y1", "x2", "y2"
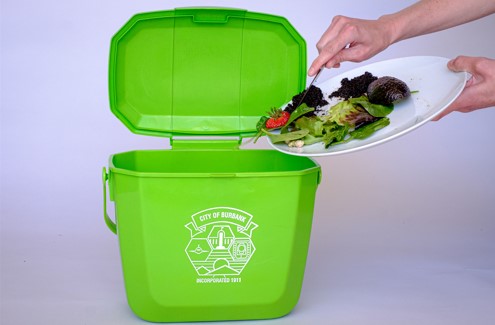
[{"x1": 102, "y1": 8, "x2": 321, "y2": 322}]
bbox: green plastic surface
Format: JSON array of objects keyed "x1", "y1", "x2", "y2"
[
  {"x1": 106, "y1": 150, "x2": 320, "y2": 322},
  {"x1": 105, "y1": 8, "x2": 320, "y2": 322},
  {"x1": 108, "y1": 8, "x2": 306, "y2": 139}
]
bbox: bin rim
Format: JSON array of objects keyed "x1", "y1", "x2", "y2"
[{"x1": 107, "y1": 149, "x2": 321, "y2": 179}]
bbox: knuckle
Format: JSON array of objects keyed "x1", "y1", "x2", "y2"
[
  {"x1": 320, "y1": 45, "x2": 334, "y2": 55},
  {"x1": 332, "y1": 15, "x2": 348, "y2": 24},
  {"x1": 342, "y1": 22, "x2": 358, "y2": 35},
  {"x1": 473, "y1": 57, "x2": 489, "y2": 71},
  {"x1": 453, "y1": 55, "x2": 487, "y2": 72},
  {"x1": 350, "y1": 48, "x2": 367, "y2": 62}
]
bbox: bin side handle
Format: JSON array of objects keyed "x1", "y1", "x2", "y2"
[{"x1": 102, "y1": 167, "x2": 117, "y2": 235}]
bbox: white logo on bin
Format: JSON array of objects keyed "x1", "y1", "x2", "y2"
[{"x1": 185, "y1": 207, "x2": 257, "y2": 282}]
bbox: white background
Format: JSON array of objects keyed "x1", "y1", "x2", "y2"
[{"x1": 1, "y1": 1, "x2": 494, "y2": 324}]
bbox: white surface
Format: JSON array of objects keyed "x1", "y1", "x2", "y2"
[
  {"x1": 2, "y1": 1, "x2": 495, "y2": 324},
  {"x1": 270, "y1": 56, "x2": 468, "y2": 156}
]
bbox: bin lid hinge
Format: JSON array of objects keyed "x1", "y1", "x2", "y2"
[{"x1": 171, "y1": 136, "x2": 242, "y2": 150}]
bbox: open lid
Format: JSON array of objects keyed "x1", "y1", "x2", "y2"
[{"x1": 109, "y1": 7, "x2": 306, "y2": 138}]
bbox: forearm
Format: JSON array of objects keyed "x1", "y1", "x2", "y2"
[{"x1": 380, "y1": 0, "x2": 495, "y2": 44}]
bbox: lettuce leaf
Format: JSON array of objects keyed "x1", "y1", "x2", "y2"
[
  {"x1": 294, "y1": 116, "x2": 324, "y2": 136},
  {"x1": 349, "y1": 96, "x2": 393, "y2": 117},
  {"x1": 330, "y1": 117, "x2": 390, "y2": 146},
  {"x1": 262, "y1": 129, "x2": 309, "y2": 143},
  {"x1": 281, "y1": 103, "x2": 315, "y2": 132},
  {"x1": 326, "y1": 100, "x2": 376, "y2": 128}
]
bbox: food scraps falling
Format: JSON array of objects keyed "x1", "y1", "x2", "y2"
[{"x1": 254, "y1": 72, "x2": 411, "y2": 148}]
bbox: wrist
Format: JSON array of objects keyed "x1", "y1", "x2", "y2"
[{"x1": 377, "y1": 13, "x2": 403, "y2": 46}]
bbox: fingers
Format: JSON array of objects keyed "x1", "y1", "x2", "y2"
[
  {"x1": 431, "y1": 73, "x2": 476, "y2": 121},
  {"x1": 448, "y1": 55, "x2": 478, "y2": 73},
  {"x1": 431, "y1": 93, "x2": 473, "y2": 121},
  {"x1": 309, "y1": 46, "x2": 347, "y2": 76},
  {"x1": 309, "y1": 41, "x2": 348, "y2": 76},
  {"x1": 309, "y1": 16, "x2": 353, "y2": 76},
  {"x1": 308, "y1": 53, "x2": 335, "y2": 76},
  {"x1": 432, "y1": 55, "x2": 495, "y2": 120},
  {"x1": 315, "y1": 16, "x2": 348, "y2": 52},
  {"x1": 431, "y1": 109, "x2": 450, "y2": 121},
  {"x1": 431, "y1": 57, "x2": 472, "y2": 120},
  {"x1": 308, "y1": 16, "x2": 386, "y2": 76},
  {"x1": 448, "y1": 56, "x2": 490, "y2": 84}
]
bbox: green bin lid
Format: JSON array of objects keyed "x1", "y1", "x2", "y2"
[{"x1": 109, "y1": 7, "x2": 306, "y2": 138}]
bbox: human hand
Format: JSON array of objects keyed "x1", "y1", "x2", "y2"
[
  {"x1": 432, "y1": 56, "x2": 495, "y2": 120},
  {"x1": 308, "y1": 15, "x2": 393, "y2": 76}
]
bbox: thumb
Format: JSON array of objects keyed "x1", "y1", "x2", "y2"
[
  {"x1": 448, "y1": 55, "x2": 478, "y2": 74},
  {"x1": 448, "y1": 56, "x2": 480, "y2": 90}
]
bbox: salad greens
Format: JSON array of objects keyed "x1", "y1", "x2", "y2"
[{"x1": 256, "y1": 96, "x2": 393, "y2": 148}]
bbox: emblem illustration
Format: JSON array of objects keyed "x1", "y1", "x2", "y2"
[{"x1": 185, "y1": 207, "x2": 257, "y2": 277}]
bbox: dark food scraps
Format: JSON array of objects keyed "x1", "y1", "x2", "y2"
[
  {"x1": 284, "y1": 85, "x2": 328, "y2": 115},
  {"x1": 329, "y1": 71, "x2": 378, "y2": 100}
]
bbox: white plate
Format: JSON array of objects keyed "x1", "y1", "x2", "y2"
[{"x1": 267, "y1": 56, "x2": 468, "y2": 157}]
